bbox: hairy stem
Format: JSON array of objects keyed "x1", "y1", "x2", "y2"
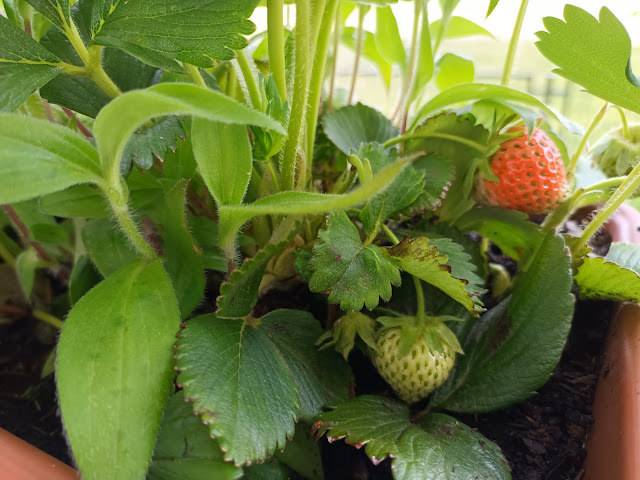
[
  {"x1": 281, "y1": 0, "x2": 311, "y2": 191},
  {"x1": 327, "y1": 9, "x2": 341, "y2": 112},
  {"x1": 236, "y1": 50, "x2": 262, "y2": 108},
  {"x1": 305, "y1": 0, "x2": 340, "y2": 167},
  {"x1": 105, "y1": 192, "x2": 157, "y2": 259},
  {"x1": 347, "y1": 5, "x2": 366, "y2": 105},
  {"x1": 392, "y1": 0, "x2": 421, "y2": 123},
  {"x1": 86, "y1": 46, "x2": 121, "y2": 98},
  {"x1": 184, "y1": 63, "x2": 207, "y2": 88},
  {"x1": 501, "y1": 0, "x2": 529, "y2": 87},
  {"x1": 612, "y1": 105, "x2": 631, "y2": 140},
  {"x1": 267, "y1": 0, "x2": 287, "y2": 100}
]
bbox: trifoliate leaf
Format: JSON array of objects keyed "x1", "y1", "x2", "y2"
[
  {"x1": 315, "y1": 396, "x2": 510, "y2": 480},
  {"x1": 309, "y1": 212, "x2": 401, "y2": 311},
  {"x1": 389, "y1": 237, "x2": 481, "y2": 315},
  {"x1": 536, "y1": 6, "x2": 640, "y2": 114}
]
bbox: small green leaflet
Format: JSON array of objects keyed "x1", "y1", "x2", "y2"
[
  {"x1": 389, "y1": 237, "x2": 482, "y2": 315},
  {"x1": 0, "y1": 114, "x2": 103, "y2": 204},
  {"x1": 318, "y1": 311, "x2": 380, "y2": 360},
  {"x1": 15, "y1": 248, "x2": 49, "y2": 298},
  {"x1": 192, "y1": 119, "x2": 252, "y2": 207},
  {"x1": 176, "y1": 310, "x2": 350, "y2": 465},
  {"x1": 0, "y1": 15, "x2": 64, "y2": 111},
  {"x1": 122, "y1": 117, "x2": 185, "y2": 172},
  {"x1": 406, "y1": 154, "x2": 455, "y2": 213},
  {"x1": 57, "y1": 260, "x2": 182, "y2": 480},
  {"x1": 574, "y1": 256, "x2": 640, "y2": 302},
  {"x1": 309, "y1": 212, "x2": 401, "y2": 311},
  {"x1": 436, "y1": 54, "x2": 474, "y2": 91},
  {"x1": 322, "y1": 103, "x2": 399, "y2": 155},
  {"x1": 430, "y1": 16, "x2": 494, "y2": 41},
  {"x1": 375, "y1": 6, "x2": 405, "y2": 67},
  {"x1": 430, "y1": 233, "x2": 574, "y2": 412},
  {"x1": 148, "y1": 391, "x2": 242, "y2": 480},
  {"x1": 605, "y1": 242, "x2": 640, "y2": 275},
  {"x1": 536, "y1": 6, "x2": 640, "y2": 114},
  {"x1": 315, "y1": 396, "x2": 511, "y2": 480},
  {"x1": 92, "y1": 0, "x2": 261, "y2": 70}
]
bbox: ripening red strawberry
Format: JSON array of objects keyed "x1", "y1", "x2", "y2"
[{"x1": 478, "y1": 126, "x2": 567, "y2": 215}]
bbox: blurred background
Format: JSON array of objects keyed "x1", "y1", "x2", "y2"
[{"x1": 251, "y1": 1, "x2": 640, "y2": 149}]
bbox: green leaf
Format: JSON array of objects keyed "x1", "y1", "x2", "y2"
[
  {"x1": 15, "y1": 248, "x2": 48, "y2": 298},
  {"x1": 375, "y1": 6, "x2": 405, "y2": 67},
  {"x1": 69, "y1": 254, "x2": 102, "y2": 305},
  {"x1": 322, "y1": 103, "x2": 398, "y2": 155},
  {"x1": 93, "y1": 83, "x2": 284, "y2": 187},
  {"x1": 0, "y1": 15, "x2": 63, "y2": 111},
  {"x1": 164, "y1": 137, "x2": 197, "y2": 182},
  {"x1": 389, "y1": 237, "x2": 482, "y2": 315},
  {"x1": 358, "y1": 144, "x2": 424, "y2": 237},
  {"x1": 430, "y1": 238, "x2": 485, "y2": 302},
  {"x1": 261, "y1": 310, "x2": 351, "y2": 421},
  {"x1": 149, "y1": 183, "x2": 205, "y2": 318},
  {"x1": 176, "y1": 309, "x2": 349, "y2": 464},
  {"x1": 430, "y1": 16, "x2": 494, "y2": 41},
  {"x1": 82, "y1": 218, "x2": 138, "y2": 277},
  {"x1": 275, "y1": 423, "x2": 323, "y2": 480},
  {"x1": 188, "y1": 216, "x2": 228, "y2": 272},
  {"x1": 243, "y1": 462, "x2": 288, "y2": 480},
  {"x1": 605, "y1": 242, "x2": 640, "y2": 274},
  {"x1": 342, "y1": 27, "x2": 392, "y2": 88},
  {"x1": 486, "y1": 0, "x2": 500, "y2": 17},
  {"x1": 410, "y1": 83, "x2": 582, "y2": 134},
  {"x1": 40, "y1": 73, "x2": 112, "y2": 118},
  {"x1": 25, "y1": 0, "x2": 69, "y2": 30},
  {"x1": 430, "y1": 233, "x2": 574, "y2": 412},
  {"x1": 435, "y1": 54, "x2": 474, "y2": 91},
  {"x1": 315, "y1": 396, "x2": 511, "y2": 479},
  {"x1": 404, "y1": 112, "x2": 490, "y2": 223},
  {"x1": 148, "y1": 391, "x2": 242, "y2": 480},
  {"x1": 217, "y1": 240, "x2": 291, "y2": 318},
  {"x1": 309, "y1": 212, "x2": 401, "y2": 311},
  {"x1": 92, "y1": 0, "x2": 260, "y2": 70},
  {"x1": 318, "y1": 311, "x2": 379, "y2": 360},
  {"x1": 574, "y1": 256, "x2": 640, "y2": 302},
  {"x1": 0, "y1": 114, "x2": 102, "y2": 204},
  {"x1": 57, "y1": 259, "x2": 181, "y2": 480},
  {"x1": 406, "y1": 154, "x2": 455, "y2": 213},
  {"x1": 123, "y1": 117, "x2": 185, "y2": 172},
  {"x1": 192, "y1": 119, "x2": 251, "y2": 207},
  {"x1": 535, "y1": 6, "x2": 640, "y2": 114},
  {"x1": 456, "y1": 207, "x2": 544, "y2": 262}
]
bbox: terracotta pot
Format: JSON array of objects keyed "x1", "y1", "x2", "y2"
[
  {"x1": 0, "y1": 428, "x2": 78, "y2": 479},
  {"x1": 583, "y1": 203, "x2": 640, "y2": 480}
]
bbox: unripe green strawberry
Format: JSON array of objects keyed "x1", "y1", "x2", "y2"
[
  {"x1": 588, "y1": 124, "x2": 640, "y2": 177},
  {"x1": 372, "y1": 325, "x2": 457, "y2": 404},
  {"x1": 478, "y1": 126, "x2": 567, "y2": 215}
]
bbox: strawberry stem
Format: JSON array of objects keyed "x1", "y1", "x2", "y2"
[
  {"x1": 566, "y1": 102, "x2": 608, "y2": 181},
  {"x1": 501, "y1": 0, "x2": 529, "y2": 86}
]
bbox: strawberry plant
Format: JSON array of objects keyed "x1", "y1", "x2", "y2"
[{"x1": 2, "y1": 0, "x2": 640, "y2": 478}]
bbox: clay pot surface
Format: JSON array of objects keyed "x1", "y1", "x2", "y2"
[
  {"x1": 0, "y1": 428, "x2": 78, "y2": 480},
  {"x1": 584, "y1": 204, "x2": 640, "y2": 480}
]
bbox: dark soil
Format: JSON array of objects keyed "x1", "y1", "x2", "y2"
[
  {"x1": 0, "y1": 313, "x2": 72, "y2": 466},
  {"x1": 0, "y1": 284, "x2": 610, "y2": 480}
]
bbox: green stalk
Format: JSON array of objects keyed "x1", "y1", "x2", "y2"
[
  {"x1": 33, "y1": 310, "x2": 64, "y2": 330},
  {"x1": 501, "y1": 0, "x2": 529, "y2": 87},
  {"x1": 184, "y1": 63, "x2": 207, "y2": 88},
  {"x1": 86, "y1": 46, "x2": 121, "y2": 98},
  {"x1": 267, "y1": 159, "x2": 281, "y2": 192},
  {"x1": 384, "y1": 132, "x2": 487, "y2": 153},
  {"x1": 236, "y1": 50, "x2": 262, "y2": 109},
  {"x1": 347, "y1": 5, "x2": 366, "y2": 105},
  {"x1": 577, "y1": 159, "x2": 640, "y2": 246},
  {"x1": 267, "y1": 0, "x2": 287, "y2": 100},
  {"x1": 106, "y1": 192, "x2": 156, "y2": 259},
  {"x1": 612, "y1": 105, "x2": 631, "y2": 140},
  {"x1": 392, "y1": 0, "x2": 421, "y2": 122},
  {"x1": 281, "y1": 0, "x2": 311, "y2": 191},
  {"x1": 0, "y1": 238, "x2": 15, "y2": 268},
  {"x1": 567, "y1": 102, "x2": 608, "y2": 180},
  {"x1": 327, "y1": 9, "x2": 341, "y2": 112},
  {"x1": 305, "y1": 0, "x2": 339, "y2": 166}
]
